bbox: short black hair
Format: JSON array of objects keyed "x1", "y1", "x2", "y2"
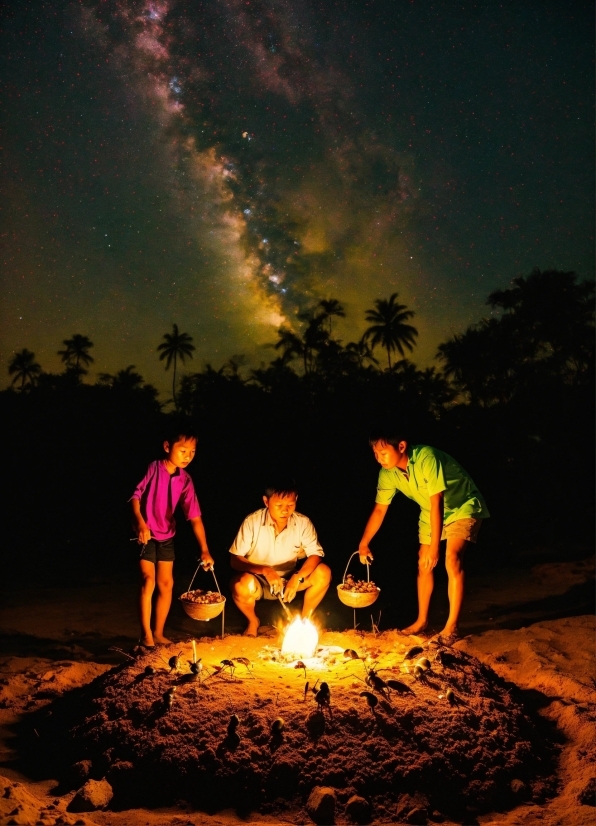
[
  {"x1": 264, "y1": 479, "x2": 298, "y2": 499},
  {"x1": 368, "y1": 425, "x2": 409, "y2": 448},
  {"x1": 164, "y1": 417, "x2": 198, "y2": 448}
]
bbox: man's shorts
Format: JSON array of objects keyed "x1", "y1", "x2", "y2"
[
  {"x1": 419, "y1": 518, "x2": 483, "y2": 546},
  {"x1": 251, "y1": 572, "x2": 290, "y2": 600},
  {"x1": 139, "y1": 537, "x2": 175, "y2": 563}
]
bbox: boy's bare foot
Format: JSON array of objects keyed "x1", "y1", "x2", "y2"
[
  {"x1": 139, "y1": 635, "x2": 155, "y2": 647},
  {"x1": 243, "y1": 619, "x2": 260, "y2": 637},
  {"x1": 439, "y1": 625, "x2": 458, "y2": 636},
  {"x1": 401, "y1": 621, "x2": 428, "y2": 636},
  {"x1": 437, "y1": 629, "x2": 459, "y2": 646},
  {"x1": 153, "y1": 635, "x2": 173, "y2": 645}
]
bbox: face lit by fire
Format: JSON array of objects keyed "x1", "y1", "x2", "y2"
[
  {"x1": 263, "y1": 493, "x2": 297, "y2": 527},
  {"x1": 372, "y1": 440, "x2": 408, "y2": 470},
  {"x1": 164, "y1": 437, "x2": 197, "y2": 471}
]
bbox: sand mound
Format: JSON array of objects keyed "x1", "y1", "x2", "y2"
[
  {"x1": 0, "y1": 776, "x2": 94, "y2": 826},
  {"x1": 31, "y1": 630, "x2": 557, "y2": 822}
]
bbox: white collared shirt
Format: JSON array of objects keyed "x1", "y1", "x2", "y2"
[{"x1": 229, "y1": 508, "x2": 324, "y2": 575}]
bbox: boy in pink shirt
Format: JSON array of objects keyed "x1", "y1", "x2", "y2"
[{"x1": 131, "y1": 425, "x2": 214, "y2": 647}]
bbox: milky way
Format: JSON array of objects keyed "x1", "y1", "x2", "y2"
[{"x1": 2, "y1": 0, "x2": 593, "y2": 390}]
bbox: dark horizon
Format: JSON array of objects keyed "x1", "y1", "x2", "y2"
[{"x1": 3, "y1": 268, "x2": 594, "y2": 603}]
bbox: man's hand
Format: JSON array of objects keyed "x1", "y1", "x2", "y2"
[
  {"x1": 358, "y1": 546, "x2": 374, "y2": 565},
  {"x1": 283, "y1": 573, "x2": 301, "y2": 603},
  {"x1": 263, "y1": 567, "x2": 285, "y2": 596},
  {"x1": 420, "y1": 548, "x2": 439, "y2": 570},
  {"x1": 136, "y1": 524, "x2": 151, "y2": 545},
  {"x1": 199, "y1": 550, "x2": 215, "y2": 571}
]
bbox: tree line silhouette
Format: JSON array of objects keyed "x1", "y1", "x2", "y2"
[
  {"x1": 8, "y1": 290, "x2": 423, "y2": 399},
  {"x1": 3, "y1": 269, "x2": 594, "y2": 590}
]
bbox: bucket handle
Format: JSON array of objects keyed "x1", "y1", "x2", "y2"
[
  {"x1": 342, "y1": 551, "x2": 371, "y2": 586},
  {"x1": 186, "y1": 562, "x2": 222, "y2": 597}
]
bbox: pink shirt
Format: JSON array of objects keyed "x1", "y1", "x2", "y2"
[{"x1": 131, "y1": 460, "x2": 201, "y2": 541}]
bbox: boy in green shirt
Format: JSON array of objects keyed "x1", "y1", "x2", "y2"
[{"x1": 358, "y1": 430, "x2": 489, "y2": 642}]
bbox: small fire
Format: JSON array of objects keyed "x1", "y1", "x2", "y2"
[{"x1": 281, "y1": 616, "x2": 319, "y2": 659}]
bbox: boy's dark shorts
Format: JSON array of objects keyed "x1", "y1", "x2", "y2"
[{"x1": 139, "y1": 537, "x2": 175, "y2": 563}]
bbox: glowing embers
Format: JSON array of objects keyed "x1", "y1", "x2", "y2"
[{"x1": 280, "y1": 616, "x2": 319, "y2": 659}]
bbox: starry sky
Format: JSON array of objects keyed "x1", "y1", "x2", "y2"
[{"x1": 2, "y1": 0, "x2": 594, "y2": 393}]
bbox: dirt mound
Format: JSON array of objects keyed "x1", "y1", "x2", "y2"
[{"x1": 31, "y1": 630, "x2": 558, "y2": 821}]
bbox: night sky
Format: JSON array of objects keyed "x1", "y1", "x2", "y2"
[{"x1": 2, "y1": 0, "x2": 594, "y2": 394}]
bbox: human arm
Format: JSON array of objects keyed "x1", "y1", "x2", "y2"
[
  {"x1": 229, "y1": 553, "x2": 285, "y2": 595},
  {"x1": 358, "y1": 503, "x2": 389, "y2": 563},
  {"x1": 131, "y1": 498, "x2": 151, "y2": 544},
  {"x1": 421, "y1": 491, "x2": 443, "y2": 570},
  {"x1": 283, "y1": 554, "x2": 322, "y2": 603},
  {"x1": 229, "y1": 511, "x2": 286, "y2": 595},
  {"x1": 418, "y1": 448, "x2": 447, "y2": 569},
  {"x1": 190, "y1": 516, "x2": 214, "y2": 570},
  {"x1": 282, "y1": 516, "x2": 324, "y2": 601},
  {"x1": 130, "y1": 463, "x2": 156, "y2": 544}
]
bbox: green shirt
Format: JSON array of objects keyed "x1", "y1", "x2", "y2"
[{"x1": 375, "y1": 445, "x2": 489, "y2": 538}]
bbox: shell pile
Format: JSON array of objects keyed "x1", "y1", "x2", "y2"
[
  {"x1": 180, "y1": 589, "x2": 224, "y2": 604},
  {"x1": 339, "y1": 574, "x2": 379, "y2": 593}
]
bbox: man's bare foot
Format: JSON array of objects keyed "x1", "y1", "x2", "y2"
[
  {"x1": 139, "y1": 634, "x2": 155, "y2": 647},
  {"x1": 243, "y1": 619, "x2": 260, "y2": 637},
  {"x1": 401, "y1": 621, "x2": 428, "y2": 636},
  {"x1": 153, "y1": 635, "x2": 173, "y2": 645}
]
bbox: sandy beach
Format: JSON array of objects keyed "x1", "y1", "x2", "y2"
[{"x1": 0, "y1": 554, "x2": 594, "y2": 826}]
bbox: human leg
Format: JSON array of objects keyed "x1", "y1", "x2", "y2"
[
  {"x1": 401, "y1": 544, "x2": 435, "y2": 635},
  {"x1": 230, "y1": 572, "x2": 263, "y2": 636},
  {"x1": 139, "y1": 559, "x2": 156, "y2": 646},
  {"x1": 440, "y1": 537, "x2": 467, "y2": 637},
  {"x1": 153, "y1": 560, "x2": 174, "y2": 644},
  {"x1": 299, "y1": 563, "x2": 331, "y2": 618}
]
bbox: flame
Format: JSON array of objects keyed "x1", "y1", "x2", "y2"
[{"x1": 281, "y1": 616, "x2": 319, "y2": 659}]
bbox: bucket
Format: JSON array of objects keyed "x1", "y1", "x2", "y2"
[
  {"x1": 179, "y1": 564, "x2": 225, "y2": 621},
  {"x1": 336, "y1": 551, "x2": 380, "y2": 608}
]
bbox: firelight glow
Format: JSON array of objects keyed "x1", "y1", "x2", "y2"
[{"x1": 280, "y1": 617, "x2": 319, "y2": 659}]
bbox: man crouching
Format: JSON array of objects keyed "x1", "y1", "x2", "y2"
[{"x1": 230, "y1": 480, "x2": 331, "y2": 636}]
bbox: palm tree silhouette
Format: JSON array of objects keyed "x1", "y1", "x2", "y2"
[
  {"x1": 302, "y1": 314, "x2": 329, "y2": 373},
  {"x1": 346, "y1": 337, "x2": 379, "y2": 369},
  {"x1": 274, "y1": 327, "x2": 305, "y2": 370},
  {"x1": 157, "y1": 324, "x2": 195, "y2": 408},
  {"x1": 58, "y1": 334, "x2": 94, "y2": 374},
  {"x1": 363, "y1": 293, "x2": 418, "y2": 369},
  {"x1": 8, "y1": 349, "x2": 42, "y2": 389},
  {"x1": 316, "y1": 298, "x2": 346, "y2": 335},
  {"x1": 98, "y1": 365, "x2": 145, "y2": 391}
]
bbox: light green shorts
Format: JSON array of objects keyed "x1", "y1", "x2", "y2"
[{"x1": 419, "y1": 517, "x2": 483, "y2": 546}]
